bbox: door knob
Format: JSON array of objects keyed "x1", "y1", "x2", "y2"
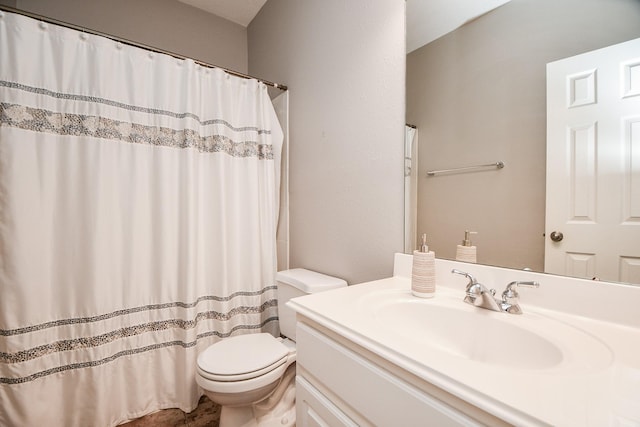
[{"x1": 550, "y1": 231, "x2": 563, "y2": 242}]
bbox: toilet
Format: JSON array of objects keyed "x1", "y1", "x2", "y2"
[{"x1": 195, "y1": 268, "x2": 347, "y2": 427}]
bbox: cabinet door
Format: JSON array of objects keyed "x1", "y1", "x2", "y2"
[{"x1": 297, "y1": 376, "x2": 358, "y2": 427}]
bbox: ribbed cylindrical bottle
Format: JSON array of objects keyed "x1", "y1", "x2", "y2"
[
  {"x1": 412, "y1": 234, "x2": 436, "y2": 298},
  {"x1": 455, "y1": 230, "x2": 477, "y2": 263}
]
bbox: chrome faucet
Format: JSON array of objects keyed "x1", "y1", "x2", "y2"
[
  {"x1": 451, "y1": 269, "x2": 502, "y2": 312},
  {"x1": 451, "y1": 269, "x2": 539, "y2": 315}
]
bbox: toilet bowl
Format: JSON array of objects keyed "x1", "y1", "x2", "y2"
[{"x1": 195, "y1": 269, "x2": 347, "y2": 427}]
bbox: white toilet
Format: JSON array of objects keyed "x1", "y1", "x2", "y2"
[{"x1": 195, "y1": 268, "x2": 347, "y2": 427}]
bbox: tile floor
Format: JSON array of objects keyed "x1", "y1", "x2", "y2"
[{"x1": 120, "y1": 396, "x2": 220, "y2": 427}]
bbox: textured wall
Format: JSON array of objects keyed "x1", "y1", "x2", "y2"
[
  {"x1": 1, "y1": 0, "x2": 247, "y2": 73},
  {"x1": 248, "y1": 1, "x2": 406, "y2": 284},
  {"x1": 407, "y1": 0, "x2": 640, "y2": 271}
]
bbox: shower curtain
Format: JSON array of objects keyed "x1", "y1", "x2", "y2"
[{"x1": 0, "y1": 11, "x2": 283, "y2": 427}]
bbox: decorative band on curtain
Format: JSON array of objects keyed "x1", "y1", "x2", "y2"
[{"x1": 0, "y1": 11, "x2": 283, "y2": 427}]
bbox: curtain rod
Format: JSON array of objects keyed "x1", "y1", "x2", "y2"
[{"x1": 0, "y1": 5, "x2": 288, "y2": 91}]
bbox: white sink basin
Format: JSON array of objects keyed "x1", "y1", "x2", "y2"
[{"x1": 360, "y1": 288, "x2": 613, "y2": 372}]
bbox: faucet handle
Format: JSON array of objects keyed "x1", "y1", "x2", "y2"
[
  {"x1": 451, "y1": 269, "x2": 477, "y2": 285},
  {"x1": 452, "y1": 269, "x2": 480, "y2": 305},
  {"x1": 501, "y1": 281, "x2": 539, "y2": 305}
]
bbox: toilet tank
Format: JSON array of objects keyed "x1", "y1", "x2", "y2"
[{"x1": 276, "y1": 268, "x2": 347, "y2": 341}]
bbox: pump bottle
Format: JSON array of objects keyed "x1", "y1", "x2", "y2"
[
  {"x1": 412, "y1": 233, "x2": 436, "y2": 297},
  {"x1": 455, "y1": 230, "x2": 477, "y2": 263}
]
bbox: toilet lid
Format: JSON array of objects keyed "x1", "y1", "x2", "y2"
[{"x1": 197, "y1": 333, "x2": 289, "y2": 380}]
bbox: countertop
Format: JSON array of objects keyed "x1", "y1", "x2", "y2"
[{"x1": 288, "y1": 274, "x2": 640, "y2": 426}]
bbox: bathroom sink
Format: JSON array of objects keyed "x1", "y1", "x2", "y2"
[{"x1": 359, "y1": 289, "x2": 613, "y2": 372}]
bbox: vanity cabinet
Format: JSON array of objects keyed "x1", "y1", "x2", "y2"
[
  {"x1": 295, "y1": 320, "x2": 497, "y2": 427},
  {"x1": 290, "y1": 255, "x2": 640, "y2": 426}
]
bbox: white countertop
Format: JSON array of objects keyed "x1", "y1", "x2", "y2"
[{"x1": 288, "y1": 263, "x2": 640, "y2": 426}]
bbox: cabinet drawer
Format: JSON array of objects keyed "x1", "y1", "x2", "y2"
[
  {"x1": 297, "y1": 375, "x2": 358, "y2": 427},
  {"x1": 297, "y1": 322, "x2": 481, "y2": 427}
]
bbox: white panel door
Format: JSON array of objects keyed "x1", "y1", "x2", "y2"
[{"x1": 546, "y1": 38, "x2": 640, "y2": 284}]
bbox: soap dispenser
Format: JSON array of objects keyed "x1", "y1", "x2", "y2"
[
  {"x1": 456, "y1": 230, "x2": 477, "y2": 263},
  {"x1": 411, "y1": 233, "x2": 436, "y2": 298}
]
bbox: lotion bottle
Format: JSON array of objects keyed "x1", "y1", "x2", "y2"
[
  {"x1": 412, "y1": 234, "x2": 436, "y2": 298},
  {"x1": 455, "y1": 230, "x2": 477, "y2": 263}
]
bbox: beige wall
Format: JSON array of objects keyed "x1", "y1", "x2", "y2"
[
  {"x1": 248, "y1": 0, "x2": 406, "y2": 284},
  {"x1": 1, "y1": 0, "x2": 248, "y2": 72},
  {"x1": 407, "y1": 0, "x2": 640, "y2": 271}
]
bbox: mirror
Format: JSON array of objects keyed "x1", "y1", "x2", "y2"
[{"x1": 405, "y1": 0, "x2": 640, "y2": 284}]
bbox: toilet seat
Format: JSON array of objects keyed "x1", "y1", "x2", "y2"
[
  {"x1": 196, "y1": 333, "x2": 296, "y2": 395},
  {"x1": 197, "y1": 333, "x2": 292, "y2": 382},
  {"x1": 196, "y1": 358, "x2": 293, "y2": 395},
  {"x1": 198, "y1": 356, "x2": 288, "y2": 382}
]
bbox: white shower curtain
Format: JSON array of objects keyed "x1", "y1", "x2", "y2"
[{"x1": 0, "y1": 11, "x2": 282, "y2": 427}]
